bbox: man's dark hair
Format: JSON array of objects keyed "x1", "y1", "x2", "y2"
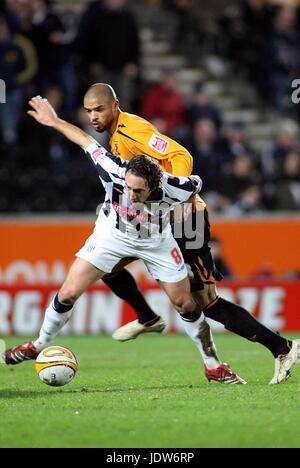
[{"x1": 126, "y1": 156, "x2": 162, "y2": 192}]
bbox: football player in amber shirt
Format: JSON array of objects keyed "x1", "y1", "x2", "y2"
[{"x1": 82, "y1": 84, "x2": 294, "y2": 385}]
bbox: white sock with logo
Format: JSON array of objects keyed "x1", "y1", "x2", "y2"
[
  {"x1": 34, "y1": 298, "x2": 73, "y2": 352},
  {"x1": 180, "y1": 313, "x2": 220, "y2": 370}
]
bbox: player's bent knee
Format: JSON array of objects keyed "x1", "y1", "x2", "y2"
[
  {"x1": 194, "y1": 284, "x2": 217, "y2": 309},
  {"x1": 58, "y1": 287, "x2": 80, "y2": 305},
  {"x1": 172, "y1": 295, "x2": 195, "y2": 313},
  {"x1": 207, "y1": 285, "x2": 217, "y2": 303}
]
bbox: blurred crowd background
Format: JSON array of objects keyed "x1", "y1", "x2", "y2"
[{"x1": 1, "y1": 0, "x2": 300, "y2": 215}]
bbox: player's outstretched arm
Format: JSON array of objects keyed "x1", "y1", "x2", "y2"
[{"x1": 27, "y1": 96, "x2": 94, "y2": 150}]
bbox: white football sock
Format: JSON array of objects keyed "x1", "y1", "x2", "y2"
[
  {"x1": 34, "y1": 300, "x2": 73, "y2": 351},
  {"x1": 180, "y1": 313, "x2": 220, "y2": 369}
]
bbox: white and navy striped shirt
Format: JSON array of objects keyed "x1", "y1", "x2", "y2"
[{"x1": 86, "y1": 143, "x2": 202, "y2": 243}]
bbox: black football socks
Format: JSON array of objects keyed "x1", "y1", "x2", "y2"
[
  {"x1": 203, "y1": 297, "x2": 292, "y2": 358},
  {"x1": 102, "y1": 269, "x2": 159, "y2": 325}
]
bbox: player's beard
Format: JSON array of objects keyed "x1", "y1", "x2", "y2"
[{"x1": 94, "y1": 125, "x2": 105, "y2": 133}]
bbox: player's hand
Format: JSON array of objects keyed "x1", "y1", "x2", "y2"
[{"x1": 27, "y1": 96, "x2": 58, "y2": 127}]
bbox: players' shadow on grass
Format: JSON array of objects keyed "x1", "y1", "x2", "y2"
[{"x1": 0, "y1": 384, "x2": 200, "y2": 398}]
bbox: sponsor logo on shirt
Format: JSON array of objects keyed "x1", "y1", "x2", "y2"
[
  {"x1": 91, "y1": 147, "x2": 106, "y2": 164},
  {"x1": 148, "y1": 134, "x2": 169, "y2": 154},
  {"x1": 112, "y1": 201, "x2": 161, "y2": 223},
  {"x1": 113, "y1": 202, "x2": 148, "y2": 222}
]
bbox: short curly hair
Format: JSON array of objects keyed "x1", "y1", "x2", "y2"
[{"x1": 126, "y1": 155, "x2": 162, "y2": 192}]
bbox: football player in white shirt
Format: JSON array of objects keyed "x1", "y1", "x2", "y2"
[{"x1": 4, "y1": 96, "x2": 246, "y2": 381}]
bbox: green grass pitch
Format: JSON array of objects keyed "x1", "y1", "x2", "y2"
[{"x1": 1, "y1": 333, "x2": 300, "y2": 448}]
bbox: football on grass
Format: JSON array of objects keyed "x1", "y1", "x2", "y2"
[{"x1": 35, "y1": 346, "x2": 78, "y2": 387}]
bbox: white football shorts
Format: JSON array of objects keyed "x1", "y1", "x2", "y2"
[{"x1": 76, "y1": 229, "x2": 187, "y2": 283}]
